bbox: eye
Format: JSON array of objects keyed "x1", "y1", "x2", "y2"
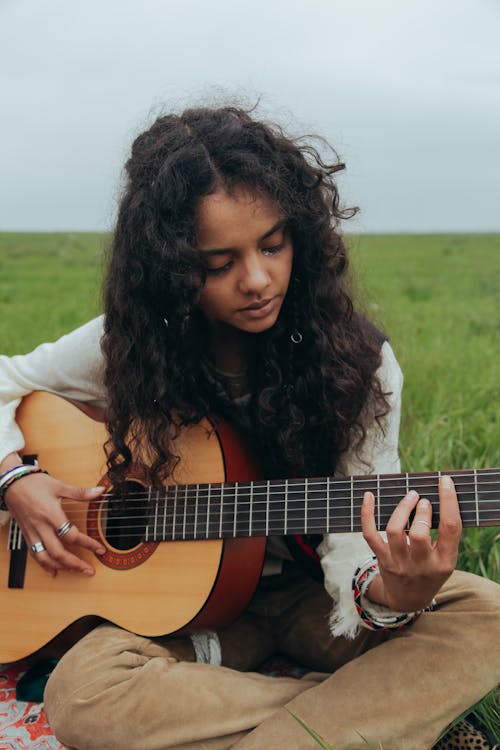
[
  {"x1": 262, "y1": 241, "x2": 285, "y2": 256},
  {"x1": 205, "y1": 261, "x2": 233, "y2": 276}
]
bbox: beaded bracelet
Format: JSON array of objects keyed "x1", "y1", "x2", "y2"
[
  {"x1": 352, "y1": 556, "x2": 436, "y2": 632},
  {"x1": 0, "y1": 465, "x2": 48, "y2": 509}
]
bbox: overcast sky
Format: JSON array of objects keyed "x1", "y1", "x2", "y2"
[{"x1": 1, "y1": 0, "x2": 499, "y2": 233}]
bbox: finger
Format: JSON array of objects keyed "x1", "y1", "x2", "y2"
[
  {"x1": 62, "y1": 524, "x2": 106, "y2": 556},
  {"x1": 58, "y1": 484, "x2": 106, "y2": 503},
  {"x1": 408, "y1": 498, "x2": 433, "y2": 555},
  {"x1": 385, "y1": 490, "x2": 420, "y2": 557},
  {"x1": 361, "y1": 492, "x2": 388, "y2": 560},
  {"x1": 41, "y1": 535, "x2": 96, "y2": 575},
  {"x1": 26, "y1": 532, "x2": 63, "y2": 576},
  {"x1": 31, "y1": 552, "x2": 61, "y2": 578},
  {"x1": 436, "y1": 475, "x2": 462, "y2": 561}
]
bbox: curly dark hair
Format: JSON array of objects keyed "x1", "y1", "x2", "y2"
[{"x1": 102, "y1": 106, "x2": 389, "y2": 486}]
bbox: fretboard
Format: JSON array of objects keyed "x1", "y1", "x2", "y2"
[{"x1": 144, "y1": 468, "x2": 500, "y2": 542}]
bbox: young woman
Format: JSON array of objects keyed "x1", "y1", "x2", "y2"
[{"x1": 0, "y1": 107, "x2": 499, "y2": 750}]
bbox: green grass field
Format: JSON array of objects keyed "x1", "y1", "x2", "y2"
[
  {"x1": 0, "y1": 232, "x2": 499, "y2": 580},
  {"x1": 1, "y1": 231, "x2": 499, "y2": 739}
]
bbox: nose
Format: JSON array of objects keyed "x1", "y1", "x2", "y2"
[{"x1": 238, "y1": 254, "x2": 271, "y2": 295}]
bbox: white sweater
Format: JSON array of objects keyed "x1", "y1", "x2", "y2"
[{"x1": 0, "y1": 316, "x2": 404, "y2": 637}]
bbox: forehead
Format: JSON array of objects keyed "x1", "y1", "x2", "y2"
[{"x1": 195, "y1": 187, "x2": 283, "y2": 247}]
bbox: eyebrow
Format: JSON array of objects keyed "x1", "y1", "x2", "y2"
[{"x1": 198, "y1": 219, "x2": 287, "y2": 257}]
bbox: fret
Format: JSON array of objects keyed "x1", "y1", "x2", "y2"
[
  {"x1": 250, "y1": 481, "x2": 267, "y2": 536},
  {"x1": 234, "y1": 484, "x2": 251, "y2": 538},
  {"x1": 206, "y1": 482, "x2": 211, "y2": 539},
  {"x1": 284, "y1": 479, "x2": 288, "y2": 535},
  {"x1": 160, "y1": 485, "x2": 166, "y2": 541},
  {"x1": 474, "y1": 469, "x2": 479, "y2": 526},
  {"x1": 219, "y1": 484, "x2": 224, "y2": 538},
  {"x1": 194, "y1": 483, "x2": 199, "y2": 540},
  {"x1": 304, "y1": 477, "x2": 308, "y2": 534},
  {"x1": 330, "y1": 478, "x2": 351, "y2": 533},
  {"x1": 268, "y1": 480, "x2": 286, "y2": 535},
  {"x1": 196, "y1": 483, "x2": 208, "y2": 541},
  {"x1": 144, "y1": 486, "x2": 151, "y2": 542},
  {"x1": 288, "y1": 478, "x2": 314, "y2": 535},
  {"x1": 174, "y1": 484, "x2": 184, "y2": 541},
  {"x1": 451, "y1": 472, "x2": 475, "y2": 528},
  {"x1": 265, "y1": 481, "x2": 270, "y2": 536},
  {"x1": 376, "y1": 474, "x2": 380, "y2": 529},
  {"x1": 153, "y1": 489, "x2": 159, "y2": 540},
  {"x1": 233, "y1": 483, "x2": 237, "y2": 538},
  {"x1": 182, "y1": 484, "x2": 188, "y2": 540},
  {"x1": 307, "y1": 479, "x2": 327, "y2": 534},
  {"x1": 248, "y1": 482, "x2": 253, "y2": 536},
  {"x1": 172, "y1": 485, "x2": 177, "y2": 541},
  {"x1": 350, "y1": 475, "x2": 354, "y2": 532},
  {"x1": 326, "y1": 477, "x2": 330, "y2": 534}
]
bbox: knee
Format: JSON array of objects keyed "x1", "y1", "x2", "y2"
[
  {"x1": 44, "y1": 625, "x2": 177, "y2": 750},
  {"x1": 452, "y1": 569, "x2": 500, "y2": 609}
]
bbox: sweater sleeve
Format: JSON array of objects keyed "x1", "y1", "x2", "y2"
[
  {"x1": 0, "y1": 316, "x2": 107, "y2": 464},
  {"x1": 317, "y1": 341, "x2": 404, "y2": 638}
]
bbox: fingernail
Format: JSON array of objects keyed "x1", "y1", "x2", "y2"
[
  {"x1": 96, "y1": 547, "x2": 106, "y2": 555},
  {"x1": 91, "y1": 486, "x2": 105, "y2": 493},
  {"x1": 418, "y1": 498, "x2": 430, "y2": 509},
  {"x1": 408, "y1": 490, "x2": 419, "y2": 499},
  {"x1": 441, "y1": 475, "x2": 454, "y2": 489},
  {"x1": 83, "y1": 569, "x2": 94, "y2": 576}
]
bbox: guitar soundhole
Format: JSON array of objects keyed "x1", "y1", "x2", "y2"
[{"x1": 103, "y1": 480, "x2": 149, "y2": 551}]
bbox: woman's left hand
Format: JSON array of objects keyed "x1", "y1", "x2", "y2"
[{"x1": 361, "y1": 475, "x2": 462, "y2": 612}]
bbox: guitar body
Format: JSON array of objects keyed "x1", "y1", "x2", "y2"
[{"x1": 0, "y1": 392, "x2": 266, "y2": 662}]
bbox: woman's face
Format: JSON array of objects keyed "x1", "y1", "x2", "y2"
[{"x1": 195, "y1": 187, "x2": 294, "y2": 336}]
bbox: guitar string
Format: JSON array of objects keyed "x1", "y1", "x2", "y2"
[
  {"x1": 54, "y1": 470, "x2": 500, "y2": 506},
  {"x1": 10, "y1": 516, "x2": 500, "y2": 541},
  {"x1": 7, "y1": 490, "x2": 497, "y2": 535},
  {"x1": 7, "y1": 475, "x2": 500, "y2": 535},
  {"x1": 54, "y1": 484, "x2": 500, "y2": 517},
  {"x1": 59, "y1": 473, "x2": 500, "y2": 502},
  {"x1": 9, "y1": 508, "x2": 500, "y2": 540},
  {"x1": 10, "y1": 511, "x2": 500, "y2": 537},
  {"x1": 53, "y1": 486, "x2": 500, "y2": 515},
  {"x1": 53, "y1": 483, "x2": 500, "y2": 512}
]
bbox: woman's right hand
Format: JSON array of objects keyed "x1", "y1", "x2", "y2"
[{"x1": 3, "y1": 470, "x2": 106, "y2": 577}]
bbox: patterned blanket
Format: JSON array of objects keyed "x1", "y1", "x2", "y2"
[{"x1": 0, "y1": 661, "x2": 65, "y2": 749}]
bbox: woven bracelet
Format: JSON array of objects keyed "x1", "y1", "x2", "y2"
[{"x1": 352, "y1": 557, "x2": 435, "y2": 632}]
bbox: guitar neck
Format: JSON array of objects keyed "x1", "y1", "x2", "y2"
[{"x1": 145, "y1": 468, "x2": 500, "y2": 542}]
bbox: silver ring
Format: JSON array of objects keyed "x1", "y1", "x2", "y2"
[
  {"x1": 414, "y1": 520, "x2": 431, "y2": 528},
  {"x1": 57, "y1": 520, "x2": 73, "y2": 538},
  {"x1": 31, "y1": 541, "x2": 46, "y2": 553}
]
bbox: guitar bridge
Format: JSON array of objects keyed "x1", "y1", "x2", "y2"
[
  {"x1": 6, "y1": 453, "x2": 38, "y2": 588},
  {"x1": 8, "y1": 518, "x2": 27, "y2": 588}
]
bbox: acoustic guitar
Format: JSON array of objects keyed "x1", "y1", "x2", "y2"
[{"x1": 0, "y1": 391, "x2": 498, "y2": 662}]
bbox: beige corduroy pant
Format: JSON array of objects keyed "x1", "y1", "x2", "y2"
[{"x1": 44, "y1": 566, "x2": 500, "y2": 750}]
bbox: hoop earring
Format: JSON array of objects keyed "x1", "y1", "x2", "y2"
[{"x1": 290, "y1": 276, "x2": 303, "y2": 344}]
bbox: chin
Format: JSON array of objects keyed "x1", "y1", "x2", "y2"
[{"x1": 239, "y1": 317, "x2": 279, "y2": 334}]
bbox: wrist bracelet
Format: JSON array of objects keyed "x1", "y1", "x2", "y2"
[
  {"x1": 0, "y1": 465, "x2": 27, "y2": 483},
  {"x1": 352, "y1": 556, "x2": 436, "y2": 632},
  {"x1": 0, "y1": 466, "x2": 48, "y2": 509}
]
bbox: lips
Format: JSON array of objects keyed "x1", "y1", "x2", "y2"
[{"x1": 240, "y1": 298, "x2": 274, "y2": 311}]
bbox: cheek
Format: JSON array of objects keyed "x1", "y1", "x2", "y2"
[{"x1": 197, "y1": 283, "x2": 224, "y2": 319}]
